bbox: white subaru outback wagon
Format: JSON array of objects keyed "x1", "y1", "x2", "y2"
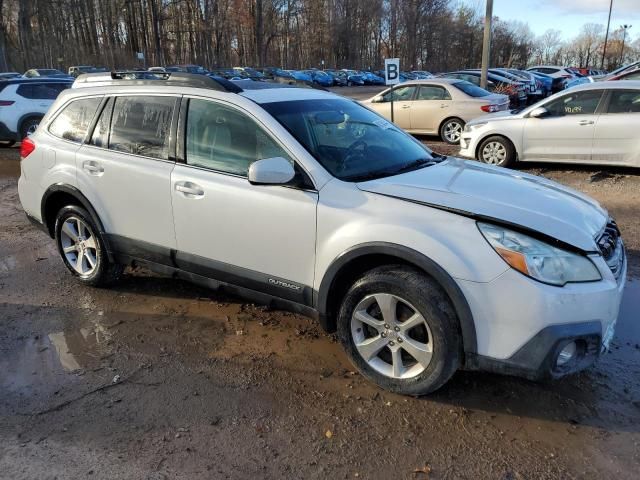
[{"x1": 18, "y1": 72, "x2": 626, "y2": 395}]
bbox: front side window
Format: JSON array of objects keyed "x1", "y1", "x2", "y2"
[
  {"x1": 416, "y1": 86, "x2": 452, "y2": 100},
  {"x1": 544, "y1": 90, "x2": 603, "y2": 116},
  {"x1": 381, "y1": 86, "x2": 417, "y2": 102},
  {"x1": 606, "y1": 90, "x2": 640, "y2": 114},
  {"x1": 109, "y1": 96, "x2": 175, "y2": 159},
  {"x1": 185, "y1": 99, "x2": 292, "y2": 176},
  {"x1": 263, "y1": 98, "x2": 438, "y2": 182},
  {"x1": 49, "y1": 97, "x2": 101, "y2": 143}
]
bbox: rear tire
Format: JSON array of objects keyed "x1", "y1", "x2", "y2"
[
  {"x1": 20, "y1": 117, "x2": 41, "y2": 139},
  {"x1": 54, "y1": 205, "x2": 123, "y2": 287},
  {"x1": 337, "y1": 265, "x2": 462, "y2": 396},
  {"x1": 440, "y1": 118, "x2": 465, "y2": 145},
  {"x1": 477, "y1": 135, "x2": 516, "y2": 168}
]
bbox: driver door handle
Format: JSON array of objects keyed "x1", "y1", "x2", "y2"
[
  {"x1": 579, "y1": 120, "x2": 594, "y2": 126},
  {"x1": 175, "y1": 181, "x2": 205, "y2": 198},
  {"x1": 401, "y1": 104, "x2": 411, "y2": 109}
]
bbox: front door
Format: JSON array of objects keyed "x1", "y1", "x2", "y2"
[
  {"x1": 521, "y1": 89, "x2": 604, "y2": 162},
  {"x1": 372, "y1": 85, "x2": 417, "y2": 129},
  {"x1": 170, "y1": 97, "x2": 318, "y2": 303}
]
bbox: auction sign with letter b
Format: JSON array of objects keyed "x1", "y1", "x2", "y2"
[{"x1": 384, "y1": 58, "x2": 400, "y2": 85}]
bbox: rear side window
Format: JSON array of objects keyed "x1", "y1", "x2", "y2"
[
  {"x1": 17, "y1": 83, "x2": 70, "y2": 100},
  {"x1": 108, "y1": 96, "x2": 176, "y2": 159},
  {"x1": 607, "y1": 90, "x2": 640, "y2": 114},
  {"x1": 452, "y1": 81, "x2": 491, "y2": 97},
  {"x1": 417, "y1": 85, "x2": 452, "y2": 100},
  {"x1": 49, "y1": 97, "x2": 102, "y2": 143}
]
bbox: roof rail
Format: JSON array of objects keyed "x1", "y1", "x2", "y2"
[{"x1": 73, "y1": 71, "x2": 243, "y2": 93}]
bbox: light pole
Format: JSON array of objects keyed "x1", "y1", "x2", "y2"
[
  {"x1": 601, "y1": 0, "x2": 613, "y2": 69},
  {"x1": 620, "y1": 24, "x2": 632, "y2": 67},
  {"x1": 480, "y1": 0, "x2": 493, "y2": 89}
]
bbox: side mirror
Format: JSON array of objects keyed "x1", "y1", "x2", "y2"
[
  {"x1": 248, "y1": 157, "x2": 295, "y2": 186},
  {"x1": 371, "y1": 95, "x2": 383, "y2": 103},
  {"x1": 529, "y1": 106, "x2": 549, "y2": 118}
]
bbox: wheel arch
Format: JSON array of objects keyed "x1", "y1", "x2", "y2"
[
  {"x1": 41, "y1": 184, "x2": 107, "y2": 238},
  {"x1": 315, "y1": 242, "x2": 477, "y2": 354},
  {"x1": 18, "y1": 113, "x2": 45, "y2": 136},
  {"x1": 438, "y1": 116, "x2": 465, "y2": 132}
]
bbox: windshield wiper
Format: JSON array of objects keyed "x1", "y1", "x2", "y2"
[
  {"x1": 343, "y1": 158, "x2": 437, "y2": 182},
  {"x1": 391, "y1": 158, "x2": 437, "y2": 175}
]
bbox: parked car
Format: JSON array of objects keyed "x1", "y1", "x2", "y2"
[
  {"x1": 341, "y1": 69, "x2": 365, "y2": 86},
  {"x1": 18, "y1": 72, "x2": 625, "y2": 395},
  {"x1": 528, "y1": 71, "x2": 558, "y2": 95},
  {"x1": 283, "y1": 70, "x2": 312, "y2": 83},
  {"x1": 24, "y1": 68, "x2": 72, "y2": 79},
  {"x1": 232, "y1": 67, "x2": 266, "y2": 81},
  {"x1": 492, "y1": 69, "x2": 542, "y2": 103},
  {"x1": 360, "y1": 71, "x2": 385, "y2": 85},
  {"x1": 440, "y1": 71, "x2": 527, "y2": 106},
  {"x1": 324, "y1": 70, "x2": 348, "y2": 86},
  {"x1": 259, "y1": 67, "x2": 296, "y2": 84},
  {"x1": 527, "y1": 65, "x2": 577, "y2": 80},
  {"x1": 0, "y1": 78, "x2": 72, "y2": 145},
  {"x1": 147, "y1": 67, "x2": 167, "y2": 73},
  {"x1": 0, "y1": 72, "x2": 24, "y2": 80},
  {"x1": 459, "y1": 81, "x2": 640, "y2": 168},
  {"x1": 411, "y1": 70, "x2": 433, "y2": 79},
  {"x1": 608, "y1": 68, "x2": 640, "y2": 81},
  {"x1": 363, "y1": 79, "x2": 509, "y2": 144},
  {"x1": 303, "y1": 70, "x2": 334, "y2": 87},
  {"x1": 68, "y1": 66, "x2": 96, "y2": 77},
  {"x1": 166, "y1": 65, "x2": 209, "y2": 75}
]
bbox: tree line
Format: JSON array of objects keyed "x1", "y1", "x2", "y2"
[{"x1": 0, "y1": 0, "x2": 638, "y2": 73}]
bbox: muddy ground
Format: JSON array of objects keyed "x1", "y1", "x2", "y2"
[{"x1": 1, "y1": 100, "x2": 640, "y2": 479}]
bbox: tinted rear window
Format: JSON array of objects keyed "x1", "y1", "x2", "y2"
[
  {"x1": 108, "y1": 96, "x2": 176, "y2": 159},
  {"x1": 17, "y1": 83, "x2": 70, "y2": 99},
  {"x1": 452, "y1": 81, "x2": 491, "y2": 97},
  {"x1": 49, "y1": 97, "x2": 102, "y2": 143}
]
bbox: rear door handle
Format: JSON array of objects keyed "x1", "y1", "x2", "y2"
[
  {"x1": 175, "y1": 181, "x2": 205, "y2": 198},
  {"x1": 401, "y1": 104, "x2": 411, "y2": 109},
  {"x1": 82, "y1": 160, "x2": 104, "y2": 175},
  {"x1": 579, "y1": 120, "x2": 595, "y2": 125}
]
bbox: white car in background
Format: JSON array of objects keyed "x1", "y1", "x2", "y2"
[
  {"x1": 362, "y1": 79, "x2": 509, "y2": 144},
  {"x1": 459, "y1": 81, "x2": 640, "y2": 168}
]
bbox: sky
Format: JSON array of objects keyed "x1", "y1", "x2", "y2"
[{"x1": 461, "y1": 0, "x2": 640, "y2": 41}]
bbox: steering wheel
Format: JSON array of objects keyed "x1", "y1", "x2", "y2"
[{"x1": 340, "y1": 139, "x2": 367, "y2": 173}]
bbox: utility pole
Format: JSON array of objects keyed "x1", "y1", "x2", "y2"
[
  {"x1": 620, "y1": 24, "x2": 632, "y2": 67},
  {"x1": 601, "y1": 0, "x2": 613, "y2": 69},
  {"x1": 480, "y1": 0, "x2": 493, "y2": 89}
]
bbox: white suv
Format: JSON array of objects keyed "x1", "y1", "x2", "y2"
[
  {"x1": 0, "y1": 78, "x2": 72, "y2": 145},
  {"x1": 18, "y1": 72, "x2": 626, "y2": 395}
]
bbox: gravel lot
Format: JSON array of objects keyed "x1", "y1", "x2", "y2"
[{"x1": 1, "y1": 92, "x2": 640, "y2": 479}]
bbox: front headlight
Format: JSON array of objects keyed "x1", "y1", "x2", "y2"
[
  {"x1": 478, "y1": 222, "x2": 601, "y2": 286},
  {"x1": 464, "y1": 122, "x2": 487, "y2": 132}
]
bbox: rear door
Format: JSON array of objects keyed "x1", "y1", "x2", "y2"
[
  {"x1": 409, "y1": 85, "x2": 452, "y2": 133},
  {"x1": 76, "y1": 95, "x2": 179, "y2": 260},
  {"x1": 521, "y1": 89, "x2": 604, "y2": 162},
  {"x1": 592, "y1": 89, "x2": 640, "y2": 166}
]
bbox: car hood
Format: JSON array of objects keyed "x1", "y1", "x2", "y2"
[
  {"x1": 466, "y1": 109, "x2": 518, "y2": 125},
  {"x1": 357, "y1": 157, "x2": 608, "y2": 251}
]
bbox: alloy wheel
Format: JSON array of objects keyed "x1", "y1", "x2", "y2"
[
  {"x1": 59, "y1": 216, "x2": 98, "y2": 276},
  {"x1": 444, "y1": 121, "x2": 462, "y2": 143},
  {"x1": 481, "y1": 141, "x2": 507, "y2": 165},
  {"x1": 351, "y1": 293, "x2": 433, "y2": 379}
]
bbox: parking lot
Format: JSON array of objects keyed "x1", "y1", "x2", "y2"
[{"x1": 1, "y1": 88, "x2": 640, "y2": 479}]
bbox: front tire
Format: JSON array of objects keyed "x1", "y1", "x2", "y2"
[
  {"x1": 477, "y1": 135, "x2": 515, "y2": 167},
  {"x1": 337, "y1": 265, "x2": 462, "y2": 395},
  {"x1": 54, "y1": 205, "x2": 123, "y2": 287},
  {"x1": 440, "y1": 118, "x2": 465, "y2": 145}
]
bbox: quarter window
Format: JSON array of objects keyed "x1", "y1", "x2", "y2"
[
  {"x1": 49, "y1": 97, "x2": 101, "y2": 143},
  {"x1": 416, "y1": 86, "x2": 451, "y2": 100},
  {"x1": 544, "y1": 90, "x2": 603, "y2": 116},
  {"x1": 607, "y1": 90, "x2": 640, "y2": 114},
  {"x1": 108, "y1": 96, "x2": 176, "y2": 160},
  {"x1": 185, "y1": 98, "x2": 292, "y2": 176}
]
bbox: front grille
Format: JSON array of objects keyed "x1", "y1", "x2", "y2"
[{"x1": 597, "y1": 220, "x2": 624, "y2": 280}]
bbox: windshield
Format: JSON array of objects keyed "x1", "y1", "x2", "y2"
[
  {"x1": 453, "y1": 81, "x2": 491, "y2": 97},
  {"x1": 262, "y1": 98, "x2": 439, "y2": 182}
]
